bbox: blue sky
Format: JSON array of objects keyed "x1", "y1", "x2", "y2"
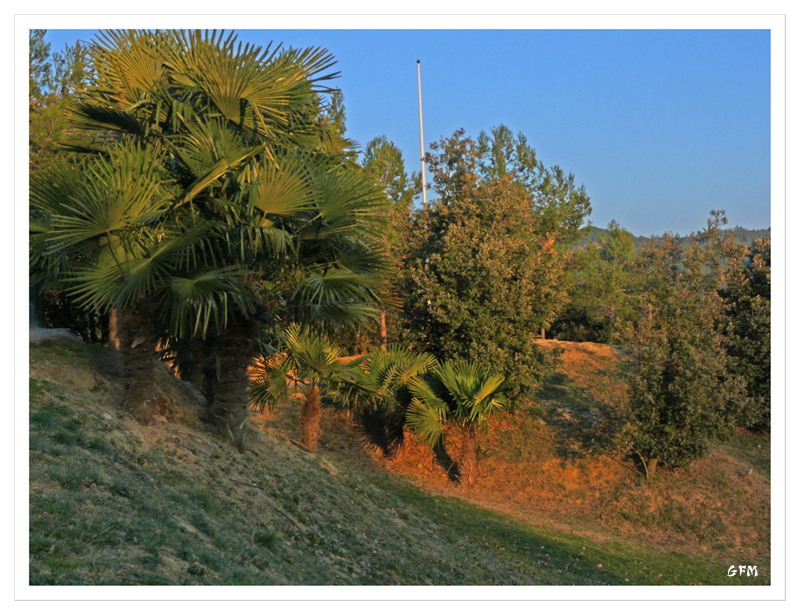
[{"x1": 42, "y1": 28, "x2": 771, "y2": 237}]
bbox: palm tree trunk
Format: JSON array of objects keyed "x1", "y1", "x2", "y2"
[
  {"x1": 460, "y1": 425, "x2": 478, "y2": 488},
  {"x1": 29, "y1": 282, "x2": 46, "y2": 329},
  {"x1": 108, "y1": 308, "x2": 122, "y2": 349},
  {"x1": 380, "y1": 310, "x2": 387, "y2": 352},
  {"x1": 175, "y1": 335, "x2": 202, "y2": 388},
  {"x1": 299, "y1": 384, "x2": 322, "y2": 452},
  {"x1": 117, "y1": 300, "x2": 158, "y2": 424},
  {"x1": 208, "y1": 318, "x2": 256, "y2": 453}
]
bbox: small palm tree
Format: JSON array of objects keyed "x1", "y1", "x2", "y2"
[
  {"x1": 334, "y1": 346, "x2": 436, "y2": 456},
  {"x1": 249, "y1": 324, "x2": 343, "y2": 452},
  {"x1": 406, "y1": 361, "x2": 506, "y2": 487}
]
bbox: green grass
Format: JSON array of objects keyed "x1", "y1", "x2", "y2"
[
  {"x1": 719, "y1": 430, "x2": 771, "y2": 479},
  {"x1": 28, "y1": 339, "x2": 770, "y2": 586}
]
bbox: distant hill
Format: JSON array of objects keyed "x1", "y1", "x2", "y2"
[{"x1": 573, "y1": 225, "x2": 770, "y2": 252}]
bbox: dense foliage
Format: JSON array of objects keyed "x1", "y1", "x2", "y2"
[
  {"x1": 29, "y1": 30, "x2": 89, "y2": 175},
  {"x1": 612, "y1": 215, "x2": 753, "y2": 475},
  {"x1": 29, "y1": 30, "x2": 94, "y2": 334},
  {"x1": 551, "y1": 220, "x2": 637, "y2": 343},
  {"x1": 721, "y1": 236, "x2": 771, "y2": 431},
  {"x1": 400, "y1": 127, "x2": 591, "y2": 402},
  {"x1": 29, "y1": 30, "x2": 387, "y2": 447}
]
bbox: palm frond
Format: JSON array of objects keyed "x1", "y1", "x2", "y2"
[
  {"x1": 405, "y1": 396, "x2": 446, "y2": 449},
  {"x1": 406, "y1": 360, "x2": 506, "y2": 443},
  {"x1": 247, "y1": 154, "x2": 315, "y2": 220},
  {"x1": 163, "y1": 265, "x2": 256, "y2": 337},
  {"x1": 249, "y1": 351, "x2": 292, "y2": 412},
  {"x1": 65, "y1": 101, "x2": 148, "y2": 138},
  {"x1": 68, "y1": 222, "x2": 210, "y2": 312}
]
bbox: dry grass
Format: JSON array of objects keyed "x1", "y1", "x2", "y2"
[{"x1": 336, "y1": 340, "x2": 770, "y2": 566}]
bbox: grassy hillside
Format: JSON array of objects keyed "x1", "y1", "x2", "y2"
[{"x1": 28, "y1": 335, "x2": 770, "y2": 586}]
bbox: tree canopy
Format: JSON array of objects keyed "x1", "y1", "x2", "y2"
[
  {"x1": 400, "y1": 127, "x2": 591, "y2": 401},
  {"x1": 613, "y1": 215, "x2": 751, "y2": 475}
]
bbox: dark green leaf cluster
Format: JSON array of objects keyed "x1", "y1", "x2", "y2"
[
  {"x1": 720, "y1": 236, "x2": 771, "y2": 431},
  {"x1": 30, "y1": 29, "x2": 389, "y2": 344},
  {"x1": 400, "y1": 128, "x2": 590, "y2": 401},
  {"x1": 331, "y1": 346, "x2": 437, "y2": 455},
  {"x1": 405, "y1": 361, "x2": 506, "y2": 448}
]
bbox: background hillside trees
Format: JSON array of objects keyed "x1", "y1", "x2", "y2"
[
  {"x1": 401, "y1": 127, "x2": 591, "y2": 402},
  {"x1": 29, "y1": 30, "x2": 88, "y2": 175},
  {"x1": 551, "y1": 220, "x2": 637, "y2": 343}
]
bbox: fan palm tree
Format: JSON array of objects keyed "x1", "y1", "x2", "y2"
[
  {"x1": 32, "y1": 30, "x2": 388, "y2": 444},
  {"x1": 333, "y1": 347, "x2": 436, "y2": 456},
  {"x1": 406, "y1": 361, "x2": 506, "y2": 487},
  {"x1": 249, "y1": 323, "x2": 344, "y2": 452},
  {"x1": 29, "y1": 141, "x2": 227, "y2": 423}
]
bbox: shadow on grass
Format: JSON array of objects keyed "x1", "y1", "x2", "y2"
[
  {"x1": 433, "y1": 441, "x2": 461, "y2": 483},
  {"x1": 534, "y1": 370, "x2": 624, "y2": 461}
]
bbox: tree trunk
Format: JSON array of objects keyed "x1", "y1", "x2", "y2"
[
  {"x1": 198, "y1": 333, "x2": 219, "y2": 410},
  {"x1": 87, "y1": 311, "x2": 98, "y2": 344},
  {"x1": 108, "y1": 309, "x2": 122, "y2": 350},
  {"x1": 459, "y1": 425, "x2": 478, "y2": 488},
  {"x1": 174, "y1": 335, "x2": 203, "y2": 388},
  {"x1": 208, "y1": 318, "x2": 256, "y2": 453},
  {"x1": 299, "y1": 384, "x2": 322, "y2": 452},
  {"x1": 380, "y1": 310, "x2": 387, "y2": 352},
  {"x1": 116, "y1": 300, "x2": 158, "y2": 424},
  {"x1": 30, "y1": 282, "x2": 46, "y2": 329}
]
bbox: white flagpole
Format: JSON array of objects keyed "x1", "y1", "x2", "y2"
[{"x1": 417, "y1": 60, "x2": 427, "y2": 208}]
